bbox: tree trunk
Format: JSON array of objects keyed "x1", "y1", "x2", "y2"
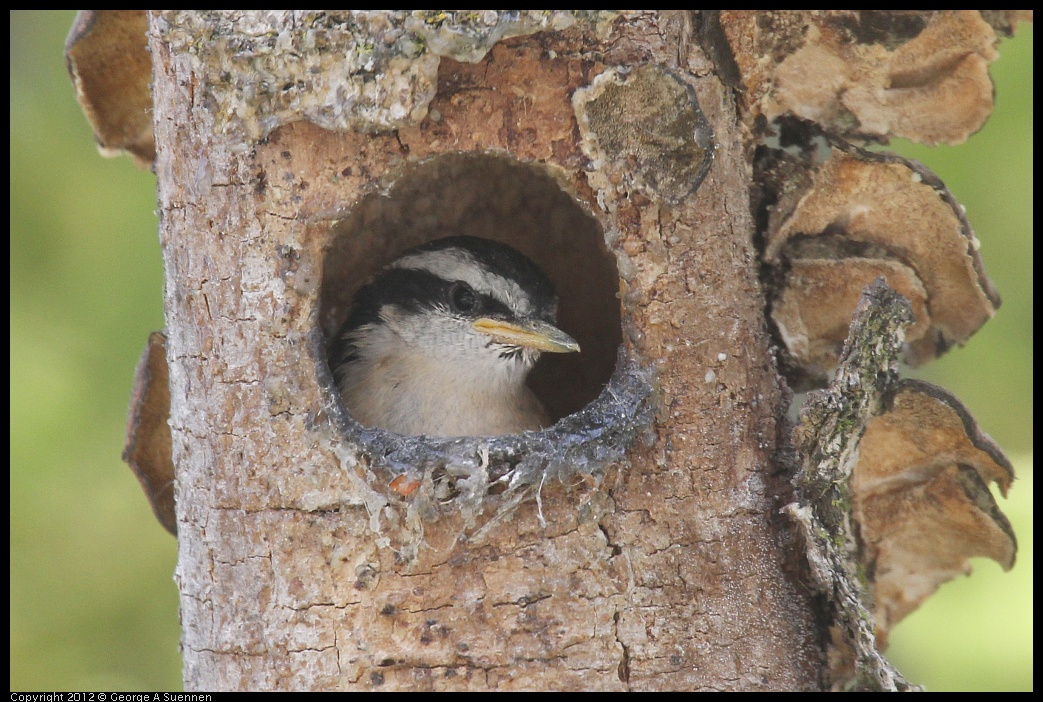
[{"x1": 147, "y1": 10, "x2": 849, "y2": 691}]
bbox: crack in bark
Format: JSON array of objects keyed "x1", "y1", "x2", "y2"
[
  {"x1": 491, "y1": 592, "x2": 552, "y2": 609},
  {"x1": 613, "y1": 610, "x2": 631, "y2": 687}
]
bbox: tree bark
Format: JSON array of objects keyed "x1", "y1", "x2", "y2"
[{"x1": 152, "y1": 10, "x2": 826, "y2": 691}]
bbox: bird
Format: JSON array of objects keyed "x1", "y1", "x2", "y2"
[{"x1": 331, "y1": 236, "x2": 580, "y2": 437}]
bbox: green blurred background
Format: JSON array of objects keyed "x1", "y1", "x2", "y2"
[{"x1": 9, "y1": 11, "x2": 1032, "y2": 692}]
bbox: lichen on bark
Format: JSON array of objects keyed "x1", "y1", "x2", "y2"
[
  {"x1": 154, "y1": 11, "x2": 620, "y2": 142},
  {"x1": 787, "y1": 279, "x2": 918, "y2": 691}
]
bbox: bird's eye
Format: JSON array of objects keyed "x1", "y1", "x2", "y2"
[{"x1": 450, "y1": 282, "x2": 478, "y2": 312}]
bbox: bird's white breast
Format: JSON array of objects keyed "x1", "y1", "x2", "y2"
[{"x1": 338, "y1": 322, "x2": 549, "y2": 437}]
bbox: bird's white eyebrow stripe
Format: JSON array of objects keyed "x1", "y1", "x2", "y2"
[{"x1": 389, "y1": 248, "x2": 533, "y2": 316}]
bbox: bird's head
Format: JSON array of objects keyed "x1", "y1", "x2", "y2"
[{"x1": 332, "y1": 236, "x2": 580, "y2": 435}]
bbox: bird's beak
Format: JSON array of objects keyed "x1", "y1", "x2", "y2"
[{"x1": 473, "y1": 318, "x2": 581, "y2": 354}]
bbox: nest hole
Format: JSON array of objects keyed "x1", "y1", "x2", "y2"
[{"x1": 320, "y1": 152, "x2": 622, "y2": 429}]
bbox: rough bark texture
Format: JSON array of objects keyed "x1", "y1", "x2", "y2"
[{"x1": 151, "y1": 11, "x2": 822, "y2": 691}]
